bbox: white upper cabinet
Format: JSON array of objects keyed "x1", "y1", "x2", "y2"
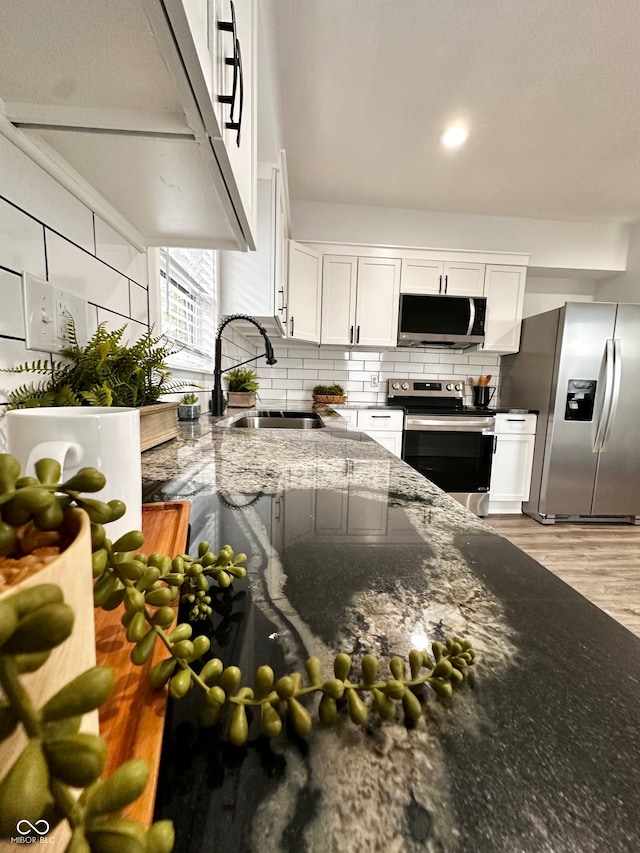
[
  {"x1": 219, "y1": 161, "x2": 288, "y2": 334},
  {"x1": 0, "y1": 0, "x2": 257, "y2": 250},
  {"x1": 355, "y1": 258, "x2": 401, "y2": 347},
  {"x1": 481, "y1": 264, "x2": 527, "y2": 353},
  {"x1": 400, "y1": 259, "x2": 484, "y2": 295},
  {"x1": 442, "y1": 262, "x2": 485, "y2": 295},
  {"x1": 320, "y1": 256, "x2": 358, "y2": 345},
  {"x1": 321, "y1": 255, "x2": 400, "y2": 347},
  {"x1": 288, "y1": 241, "x2": 322, "y2": 342}
]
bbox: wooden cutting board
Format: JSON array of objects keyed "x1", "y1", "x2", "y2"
[{"x1": 95, "y1": 501, "x2": 190, "y2": 825}]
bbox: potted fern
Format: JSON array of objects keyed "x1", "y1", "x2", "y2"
[
  {"x1": 225, "y1": 367, "x2": 259, "y2": 408},
  {"x1": 2, "y1": 321, "x2": 191, "y2": 451}
]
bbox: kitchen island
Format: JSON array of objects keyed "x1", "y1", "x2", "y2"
[{"x1": 141, "y1": 412, "x2": 640, "y2": 853}]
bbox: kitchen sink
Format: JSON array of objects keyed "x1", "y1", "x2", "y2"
[{"x1": 219, "y1": 410, "x2": 325, "y2": 429}]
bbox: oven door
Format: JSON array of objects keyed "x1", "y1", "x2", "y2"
[{"x1": 403, "y1": 417, "x2": 495, "y2": 514}]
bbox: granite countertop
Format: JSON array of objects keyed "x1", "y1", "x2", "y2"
[{"x1": 141, "y1": 414, "x2": 640, "y2": 853}]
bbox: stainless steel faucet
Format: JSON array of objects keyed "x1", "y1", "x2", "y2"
[{"x1": 212, "y1": 314, "x2": 277, "y2": 415}]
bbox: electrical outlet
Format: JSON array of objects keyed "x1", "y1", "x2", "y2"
[
  {"x1": 22, "y1": 272, "x2": 58, "y2": 353},
  {"x1": 370, "y1": 374, "x2": 379, "y2": 388}
]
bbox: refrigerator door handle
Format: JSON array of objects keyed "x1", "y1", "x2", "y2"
[
  {"x1": 600, "y1": 338, "x2": 622, "y2": 453},
  {"x1": 592, "y1": 339, "x2": 615, "y2": 453}
]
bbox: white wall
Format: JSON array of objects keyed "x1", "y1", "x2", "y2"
[
  {"x1": 523, "y1": 277, "x2": 596, "y2": 318},
  {"x1": 596, "y1": 220, "x2": 640, "y2": 303},
  {"x1": 291, "y1": 201, "x2": 630, "y2": 274}
]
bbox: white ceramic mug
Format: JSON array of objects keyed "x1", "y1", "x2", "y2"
[{"x1": 6, "y1": 407, "x2": 142, "y2": 540}]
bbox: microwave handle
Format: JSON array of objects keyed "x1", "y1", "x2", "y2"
[{"x1": 466, "y1": 298, "x2": 476, "y2": 336}]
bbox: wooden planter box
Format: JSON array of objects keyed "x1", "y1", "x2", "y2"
[{"x1": 139, "y1": 402, "x2": 180, "y2": 451}]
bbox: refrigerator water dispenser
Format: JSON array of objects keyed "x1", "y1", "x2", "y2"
[{"x1": 565, "y1": 379, "x2": 596, "y2": 421}]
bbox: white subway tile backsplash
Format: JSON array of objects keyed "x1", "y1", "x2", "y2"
[
  {"x1": 129, "y1": 282, "x2": 149, "y2": 324},
  {"x1": 0, "y1": 199, "x2": 46, "y2": 278},
  {"x1": 272, "y1": 357, "x2": 304, "y2": 369},
  {"x1": 304, "y1": 359, "x2": 333, "y2": 370},
  {"x1": 96, "y1": 309, "x2": 146, "y2": 343},
  {"x1": 0, "y1": 337, "x2": 46, "y2": 403},
  {"x1": 0, "y1": 136, "x2": 94, "y2": 254},
  {"x1": 0, "y1": 270, "x2": 25, "y2": 338},
  {"x1": 47, "y1": 232, "x2": 129, "y2": 315},
  {"x1": 287, "y1": 369, "x2": 317, "y2": 380},
  {"x1": 94, "y1": 217, "x2": 148, "y2": 286},
  {"x1": 240, "y1": 340, "x2": 501, "y2": 404}
]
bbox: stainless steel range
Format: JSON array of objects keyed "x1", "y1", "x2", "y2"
[{"x1": 388, "y1": 377, "x2": 496, "y2": 516}]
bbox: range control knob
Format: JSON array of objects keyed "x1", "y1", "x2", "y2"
[
  {"x1": 455, "y1": 383, "x2": 462, "y2": 391},
  {"x1": 446, "y1": 383, "x2": 454, "y2": 391},
  {"x1": 401, "y1": 382, "x2": 410, "y2": 391},
  {"x1": 391, "y1": 382, "x2": 400, "y2": 390}
]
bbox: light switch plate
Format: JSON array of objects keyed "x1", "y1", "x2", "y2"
[
  {"x1": 22, "y1": 272, "x2": 58, "y2": 353},
  {"x1": 54, "y1": 287, "x2": 88, "y2": 349}
]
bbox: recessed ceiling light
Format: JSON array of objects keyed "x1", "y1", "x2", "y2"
[{"x1": 440, "y1": 126, "x2": 468, "y2": 148}]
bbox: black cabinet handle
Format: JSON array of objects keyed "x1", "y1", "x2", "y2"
[
  {"x1": 356, "y1": 325, "x2": 360, "y2": 344},
  {"x1": 438, "y1": 274, "x2": 443, "y2": 294},
  {"x1": 444, "y1": 274, "x2": 448, "y2": 294},
  {"x1": 349, "y1": 325, "x2": 354, "y2": 343},
  {"x1": 290, "y1": 316, "x2": 294, "y2": 336},
  {"x1": 493, "y1": 435, "x2": 498, "y2": 453},
  {"x1": 217, "y1": 2, "x2": 243, "y2": 147}
]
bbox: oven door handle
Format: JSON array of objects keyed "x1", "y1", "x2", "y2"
[{"x1": 406, "y1": 419, "x2": 495, "y2": 432}]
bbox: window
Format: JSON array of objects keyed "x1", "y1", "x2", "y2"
[{"x1": 157, "y1": 248, "x2": 217, "y2": 371}]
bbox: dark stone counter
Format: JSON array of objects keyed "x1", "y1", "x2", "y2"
[{"x1": 141, "y1": 418, "x2": 640, "y2": 853}]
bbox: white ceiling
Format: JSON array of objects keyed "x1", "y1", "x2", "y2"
[{"x1": 266, "y1": 0, "x2": 640, "y2": 224}]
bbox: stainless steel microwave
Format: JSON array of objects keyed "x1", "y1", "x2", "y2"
[{"x1": 397, "y1": 294, "x2": 486, "y2": 348}]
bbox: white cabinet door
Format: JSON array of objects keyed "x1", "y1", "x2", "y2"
[
  {"x1": 361, "y1": 431, "x2": 403, "y2": 458},
  {"x1": 400, "y1": 259, "x2": 444, "y2": 294},
  {"x1": 442, "y1": 262, "x2": 485, "y2": 295},
  {"x1": 274, "y1": 168, "x2": 289, "y2": 334},
  {"x1": 354, "y1": 258, "x2": 401, "y2": 347},
  {"x1": 489, "y1": 434, "x2": 535, "y2": 502},
  {"x1": 214, "y1": 0, "x2": 256, "y2": 236},
  {"x1": 287, "y1": 241, "x2": 322, "y2": 342},
  {"x1": 482, "y1": 265, "x2": 527, "y2": 353},
  {"x1": 320, "y1": 255, "x2": 358, "y2": 345}
]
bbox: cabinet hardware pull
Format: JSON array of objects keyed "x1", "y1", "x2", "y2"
[
  {"x1": 438, "y1": 274, "x2": 443, "y2": 294},
  {"x1": 290, "y1": 316, "x2": 294, "y2": 336},
  {"x1": 493, "y1": 435, "x2": 498, "y2": 453},
  {"x1": 444, "y1": 274, "x2": 448, "y2": 293},
  {"x1": 349, "y1": 325, "x2": 354, "y2": 343},
  {"x1": 507, "y1": 418, "x2": 526, "y2": 422},
  {"x1": 356, "y1": 325, "x2": 360, "y2": 344},
  {"x1": 371, "y1": 415, "x2": 390, "y2": 419},
  {"x1": 218, "y1": 2, "x2": 243, "y2": 147}
]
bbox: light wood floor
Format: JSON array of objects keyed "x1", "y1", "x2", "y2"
[{"x1": 485, "y1": 515, "x2": 640, "y2": 638}]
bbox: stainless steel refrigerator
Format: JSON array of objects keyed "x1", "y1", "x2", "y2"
[{"x1": 499, "y1": 301, "x2": 640, "y2": 523}]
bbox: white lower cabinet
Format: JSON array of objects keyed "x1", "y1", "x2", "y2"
[
  {"x1": 488, "y1": 414, "x2": 537, "y2": 513},
  {"x1": 334, "y1": 408, "x2": 404, "y2": 458}
]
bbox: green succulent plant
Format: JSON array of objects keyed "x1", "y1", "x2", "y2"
[{"x1": 180, "y1": 393, "x2": 199, "y2": 405}]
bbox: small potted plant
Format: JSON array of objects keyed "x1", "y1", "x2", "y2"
[
  {"x1": 312, "y1": 383, "x2": 347, "y2": 404},
  {"x1": 225, "y1": 367, "x2": 259, "y2": 408},
  {"x1": 178, "y1": 392, "x2": 201, "y2": 421}
]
